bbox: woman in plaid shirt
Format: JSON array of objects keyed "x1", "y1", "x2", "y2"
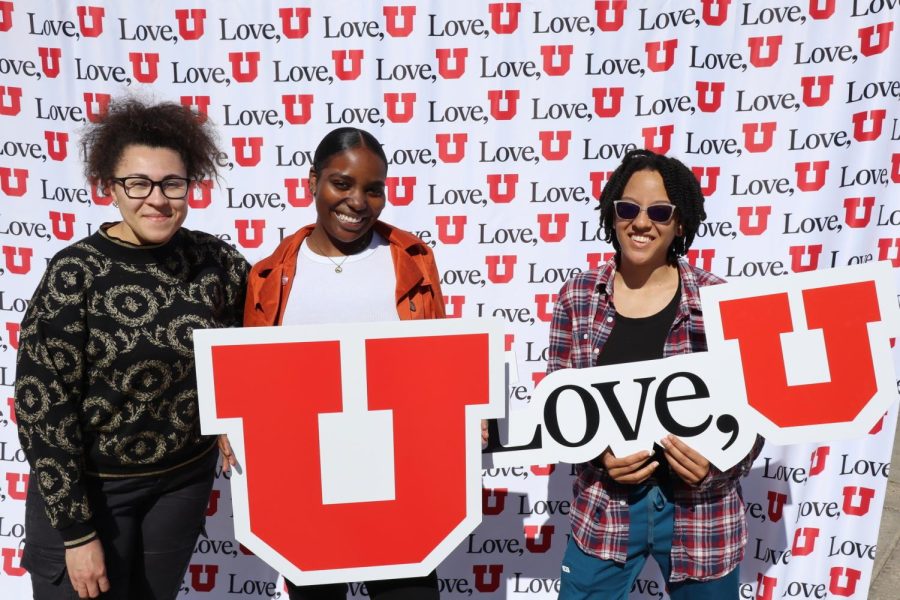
[{"x1": 550, "y1": 150, "x2": 762, "y2": 599}]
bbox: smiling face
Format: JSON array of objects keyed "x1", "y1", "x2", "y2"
[
  {"x1": 307, "y1": 145, "x2": 387, "y2": 255},
  {"x1": 614, "y1": 169, "x2": 681, "y2": 272},
  {"x1": 106, "y1": 144, "x2": 189, "y2": 246}
]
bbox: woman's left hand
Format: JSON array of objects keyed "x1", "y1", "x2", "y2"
[
  {"x1": 660, "y1": 435, "x2": 710, "y2": 486},
  {"x1": 218, "y1": 434, "x2": 237, "y2": 473}
]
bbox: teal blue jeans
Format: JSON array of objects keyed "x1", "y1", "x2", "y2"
[{"x1": 559, "y1": 485, "x2": 738, "y2": 600}]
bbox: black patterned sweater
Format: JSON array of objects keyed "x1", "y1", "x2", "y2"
[{"x1": 14, "y1": 227, "x2": 249, "y2": 546}]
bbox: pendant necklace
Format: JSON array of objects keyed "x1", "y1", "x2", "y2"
[{"x1": 308, "y1": 237, "x2": 349, "y2": 273}]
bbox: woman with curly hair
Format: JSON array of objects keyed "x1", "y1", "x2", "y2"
[
  {"x1": 14, "y1": 98, "x2": 248, "y2": 599},
  {"x1": 549, "y1": 149, "x2": 762, "y2": 600}
]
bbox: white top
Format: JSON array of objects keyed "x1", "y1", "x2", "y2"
[{"x1": 281, "y1": 232, "x2": 400, "y2": 325}]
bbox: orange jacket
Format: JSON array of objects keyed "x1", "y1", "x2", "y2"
[{"x1": 244, "y1": 221, "x2": 446, "y2": 326}]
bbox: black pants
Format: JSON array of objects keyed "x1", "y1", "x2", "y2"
[
  {"x1": 286, "y1": 571, "x2": 440, "y2": 600},
  {"x1": 23, "y1": 447, "x2": 217, "y2": 600}
]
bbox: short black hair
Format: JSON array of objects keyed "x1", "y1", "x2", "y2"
[
  {"x1": 312, "y1": 127, "x2": 388, "y2": 174},
  {"x1": 598, "y1": 149, "x2": 707, "y2": 260},
  {"x1": 82, "y1": 98, "x2": 220, "y2": 183}
]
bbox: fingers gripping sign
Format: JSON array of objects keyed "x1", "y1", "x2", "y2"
[
  {"x1": 660, "y1": 435, "x2": 710, "y2": 486},
  {"x1": 218, "y1": 434, "x2": 237, "y2": 473},
  {"x1": 601, "y1": 449, "x2": 659, "y2": 485}
]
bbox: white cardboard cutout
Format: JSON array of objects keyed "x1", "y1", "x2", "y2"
[
  {"x1": 492, "y1": 261, "x2": 900, "y2": 471},
  {"x1": 700, "y1": 261, "x2": 900, "y2": 446},
  {"x1": 194, "y1": 318, "x2": 507, "y2": 585},
  {"x1": 491, "y1": 344, "x2": 759, "y2": 470}
]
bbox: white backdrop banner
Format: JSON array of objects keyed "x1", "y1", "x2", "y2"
[{"x1": 0, "y1": 1, "x2": 898, "y2": 599}]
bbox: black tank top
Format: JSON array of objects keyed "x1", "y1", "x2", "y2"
[{"x1": 595, "y1": 284, "x2": 681, "y2": 483}]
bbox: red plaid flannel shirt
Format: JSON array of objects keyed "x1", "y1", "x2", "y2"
[{"x1": 547, "y1": 257, "x2": 762, "y2": 581}]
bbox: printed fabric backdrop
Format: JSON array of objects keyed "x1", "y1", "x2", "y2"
[{"x1": 0, "y1": 1, "x2": 899, "y2": 599}]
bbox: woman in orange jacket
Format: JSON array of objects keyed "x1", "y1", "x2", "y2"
[{"x1": 239, "y1": 127, "x2": 444, "y2": 600}]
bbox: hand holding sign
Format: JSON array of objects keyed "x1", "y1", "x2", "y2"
[
  {"x1": 659, "y1": 435, "x2": 710, "y2": 486},
  {"x1": 217, "y1": 434, "x2": 237, "y2": 473},
  {"x1": 599, "y1": 449, "x2": 659, "y2": 485}
]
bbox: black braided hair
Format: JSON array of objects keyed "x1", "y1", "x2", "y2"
[{"x1": 597, "y1": 149, "x2": 707, "y2": 262}]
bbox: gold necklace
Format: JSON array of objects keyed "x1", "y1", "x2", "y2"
[{"x1": 308, "y1": 238, "x2": 350, "y2": 273}]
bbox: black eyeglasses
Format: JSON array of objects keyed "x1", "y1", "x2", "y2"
[
  {"x1": 613, "y1": 200, "x2": 676, "y2": 223},
  {"x1": 110, "y1": 177, "x2": 192, "y2": 200}
]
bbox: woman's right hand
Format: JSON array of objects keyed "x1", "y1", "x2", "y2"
[
  {"x1": 65, "y1": 539, "x2": 109, "y2": 598},
  {"x1": 218, "y1": 434, "x2": 237, "y2": 473},
  {"x1": 599, "y1": 449, "x2": 658, "y2": 484}
]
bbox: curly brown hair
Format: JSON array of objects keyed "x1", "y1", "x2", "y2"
[
  {"x1": 598, "y1": 149, "x2": 707, "y2": 262},
  {"x1": 82, "y1": 98, "x2": 220, "y2": 184}
]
